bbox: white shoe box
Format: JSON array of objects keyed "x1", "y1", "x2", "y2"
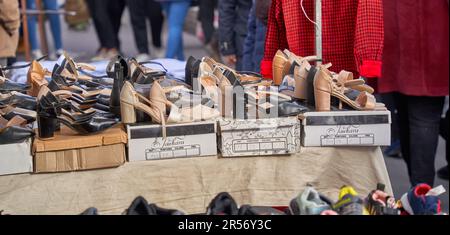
[
  {"x1": 0, "y1": 138, "x2": 33, "y2": 176},
  {"x1": 300, "y1": 110, "x2": 391, "y2": 147},
  {"x1": 218, "y1": 117, "x2": 301, "y2": 157},
  {"x1": 126, "y1": 121, "x2": 217, "y2": 161}
]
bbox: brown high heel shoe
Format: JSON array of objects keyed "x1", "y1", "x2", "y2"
[
  {"x1": 314, "y1": 65, "x2": 385, "y2": 111},
  {"x1": 27, "y1": 61, "x2": 50, "y2": 97},
  {"x1": 272, "y1": 50, "x2": 291, "y2": 85}
]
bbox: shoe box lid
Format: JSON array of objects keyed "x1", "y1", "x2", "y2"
[
  {"x1": 218, "y1": 117, "x2": 299, "y2": 132},
  {"x1": 33, "y1": 124, "x2": 127, "y2": 153},
  {"x1": 127, "y1": 121, "x2": 217, "y2": 139},
  {"x1": 299, "y1": 110, "x2": 391, "y2": 126}
]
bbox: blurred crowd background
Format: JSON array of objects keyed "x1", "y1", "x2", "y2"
[{"x1": 0, "y1": 0, "x2": 448, "y2": 210}]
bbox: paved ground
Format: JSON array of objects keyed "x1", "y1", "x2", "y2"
[{"x1": 34, "y1": 10, "x2": 449, "y2": 212}]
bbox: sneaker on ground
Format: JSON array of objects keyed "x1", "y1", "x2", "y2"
[
  {"x1": 333, "y1": 186, "x2": 369, "y2": 215},
  {"x1": 289, "y1": 186, "x2": 334, "y2": 215},
  {"x1": 400, "y1": 184, "x2": 444, "y2": 215}
]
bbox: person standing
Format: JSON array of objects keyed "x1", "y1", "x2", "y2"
[
  {"x1": 198, "y1": 0, "x2": 220, "y2": 62},
  {"x1": 26, "y1": 0, "x2": 64, "y2": 59},
  {"x1": 126, "y1": 0, "x2": 164, "y2": 61},
  {"x1": 85, "y1": 0, "x2": 125, "y2": 61},
  {"x1": 242, "y1": 0, "x2": 270, "y2": 73},
  {"x1": 218, "y1": 0, "x2": 252, "y2": 71},
  {"x1": 381, "y1": 0, "x2": 449, "y2": 186},
  {"x1": 155, "y1": 0, "x2": 192, "y2": 60},
  {"x1": 0, "y1": 0, "x2": 20, "y2": 67}
]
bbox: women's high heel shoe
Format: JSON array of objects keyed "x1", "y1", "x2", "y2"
[
  {"x1": 120, "y1": 81, "x2": 166, "y2": 124},
  {"x1": 313, "y1": 66, "x2": 385, "y2": 111},
  {"x1": 0, "y1": 115, "x2": 35, "y2": 144},
  {"x1": 27, "y1": 61, "x2": 50, "y2": 97},
  {"x1": 272, "y1": 50, "x2": 291, "y2": 85},
  {"x1": 37, "y1": 86, "x2": 117, "y2": 139}
]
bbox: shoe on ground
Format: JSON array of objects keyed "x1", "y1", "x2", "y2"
[
  {"x1": 135, "y1": 53, "x2": 151, "y2": 63},
  {"x1": 206, "y1": 192, "x2": 239, "y2": 215},
  {"x1": 289, "y1": 186, "x2": 334, "y2": 215},
  {"x1": 437, "y1": 166, "x2": 449, "y2": 180},
  {"x1": 400, "y1": 184, "x2": 444, "y2": 215},
  {"x1": 152, "y1": 46, "x2": 165, "y2": 59},
  {"x1": 31, "y1": 49, "x2": 43, "y2": 60},
  {"x1": 383, "y1": 139, "x2": 402, "y2": 158},
  {"x1": 333, "y1": 186, "x2": 369, "y2": 215},
  {"x1": 91, "y1": 48, "x2": 108, "y2": 61}
]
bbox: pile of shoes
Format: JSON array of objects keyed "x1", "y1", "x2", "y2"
[
  {"x1": 185, "y1": 56, "x2": 308, "y2": 120},
  {"x1": 272, "y1": 49, "x2": 386, "y2": 112},
  {"x1": 1, "y1": 52, "x2": 225, "y2": 143},
  {"x1": 1, "y1": 62, "x2": 35, "y2": 144},
  {"x1": 76, "y1": 183, "x2": 446, "y2": 215}
]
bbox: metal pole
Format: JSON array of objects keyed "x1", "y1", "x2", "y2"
[
  {"x1": 315, "y1": 0, "x2": 322, "y2": 65},
  {"x1": 20, "y1": 0, "x2": 31, "y2": 61}
]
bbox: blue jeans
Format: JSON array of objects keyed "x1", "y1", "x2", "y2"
[
  {"x1": 161, "y1": 1, "x2": 191, "y2": 60},
  {"x1": 27, "y1": 0, "x2": 63, "y2": 51}
]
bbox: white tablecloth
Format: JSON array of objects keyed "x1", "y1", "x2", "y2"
[{"x1": 0, "y1": 146, "x2": 392, "y2": 215}]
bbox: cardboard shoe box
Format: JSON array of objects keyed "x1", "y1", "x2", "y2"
[
  {"x1": 33, "y1": 124, "x2": 127, "y2": 173},
  {"x1": 299, "y1": 110, "x2": 391, "y2": 147},
  {"x1": 218, "y1": 117, "x2": 301, "y2": 157},
  {"x1": 127, "y1": 121, "x2": 217, "y2": 161},
  {"x1": 0, "y1": 139, "x2": 33, "y2": 176}
]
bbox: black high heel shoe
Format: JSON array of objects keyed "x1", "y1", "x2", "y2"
[{"x1": 37, "y1": 86, "x2": 118, "y2": 139}]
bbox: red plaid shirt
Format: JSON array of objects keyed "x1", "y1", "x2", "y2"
[{"x1": 261, "y1": 0, "x2": 384, "y2": 80}]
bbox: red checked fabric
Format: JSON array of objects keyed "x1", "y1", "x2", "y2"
[{"x1": 261, "y1": 0, "x2": 384, "y2": 80}]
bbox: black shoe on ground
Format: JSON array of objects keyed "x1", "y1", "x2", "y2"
[{"x1": 437, "y1": 166, "x2": 449, "y2": 180}]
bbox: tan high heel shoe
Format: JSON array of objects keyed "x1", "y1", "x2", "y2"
[
  {"x1": 120, "y1": 81, "x2": 166, "y2": 124},
  {"x1": 314, "y1": 66, "x2": 385, "y2": 111},
  {"x1": 272, "y1": 50, "x2": 291, "y2": 85},
  {"x1": 27, "y1": 61, "x2": 50, "y2": 97},
  {"x1": 149, "y1": 80, "x2": 220, "y2": 124}
]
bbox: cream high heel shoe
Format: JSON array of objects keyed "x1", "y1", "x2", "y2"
[{"x1": 313, "y1": 65, "x2": 385, "y2": 111}]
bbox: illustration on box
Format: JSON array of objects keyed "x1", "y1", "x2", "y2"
[{"x1": 219, "y1": 118, "x2": 300, "y2": 156}]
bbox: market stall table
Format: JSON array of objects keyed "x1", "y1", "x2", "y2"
[{"x1": 0, "y1": 146, "x2": 392, "y2": 215}]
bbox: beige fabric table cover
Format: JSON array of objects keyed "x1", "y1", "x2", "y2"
[{"x1": 0, "y1": 147, "x2": 392, "y2": 215}]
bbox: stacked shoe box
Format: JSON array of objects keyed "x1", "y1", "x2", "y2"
[
  {"x1": 32, "y1": 124, "x2": 127, "y2": 173},
  {"x1": 299, "y1": 110, "x2": 391, "y2": 147},
  {"x1": 217, "y1": 117, "x2": 301, "y2": 157},
  {"x1": 0, "y1": 139, "x2": 33, "y2": 176},
  {"x1": 126, "y1": 121, "x2": 218, "y2": 161}
]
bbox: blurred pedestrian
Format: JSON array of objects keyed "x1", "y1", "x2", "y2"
[
  {"x1": 155, "y1": 0, "x2": 192, "y2": 60},
  {"x1": 26, "y1": 0, "x2": 64, "y2": 59},
  {"x1": 0, "y1": 0, "x2": 20, "y2": 67},
  {"x1": 85, "y1": 0, "x2": 125, "y2": 61},
  {"x1": 218, "y1": 0, "x2": 252, "y2": 71},
  {"x1": 242, "y1": 0, "x2": 270, "y2": 73},
  {"x1": 126, "y1": 0, "x2": 164, "y2": 61},
  {"x1": 382, "y1": 0, "x2": 449, "y2": 186},
  {"x1": 437, "y1": 107, "x2": 449, "y2": 180},
  {"x1": 198, "y1": 0, "x2": 220, "y2": 62}
]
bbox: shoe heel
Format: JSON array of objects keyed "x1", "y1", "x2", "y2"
[
  {"x1": 37, "y1": 115, "x2": 57, "y2": 139},
  {"x1": 314, "y1": 88, "x2": 331, "y2": 111},
  {"x1": 120, "y1": 101, "x2": 136, "y2": 124}
]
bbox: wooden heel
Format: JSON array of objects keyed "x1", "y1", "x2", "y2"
[{"x1": 120, "y1": 101, "x2": 136, "y2": 124}]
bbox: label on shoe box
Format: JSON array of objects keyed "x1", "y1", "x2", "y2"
[
  {"x1": 126, "y1": 121, "x2": 218, "y2": 161},
  {"x1": 0, "y1": 138, "x2": 33, "y2": 176},
  {"x1": 299, "y1": 110, "x2": 391, "y2": 147},
  {"x1": 218, "y1": 117, "x2": 301, "y2": 157}
]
